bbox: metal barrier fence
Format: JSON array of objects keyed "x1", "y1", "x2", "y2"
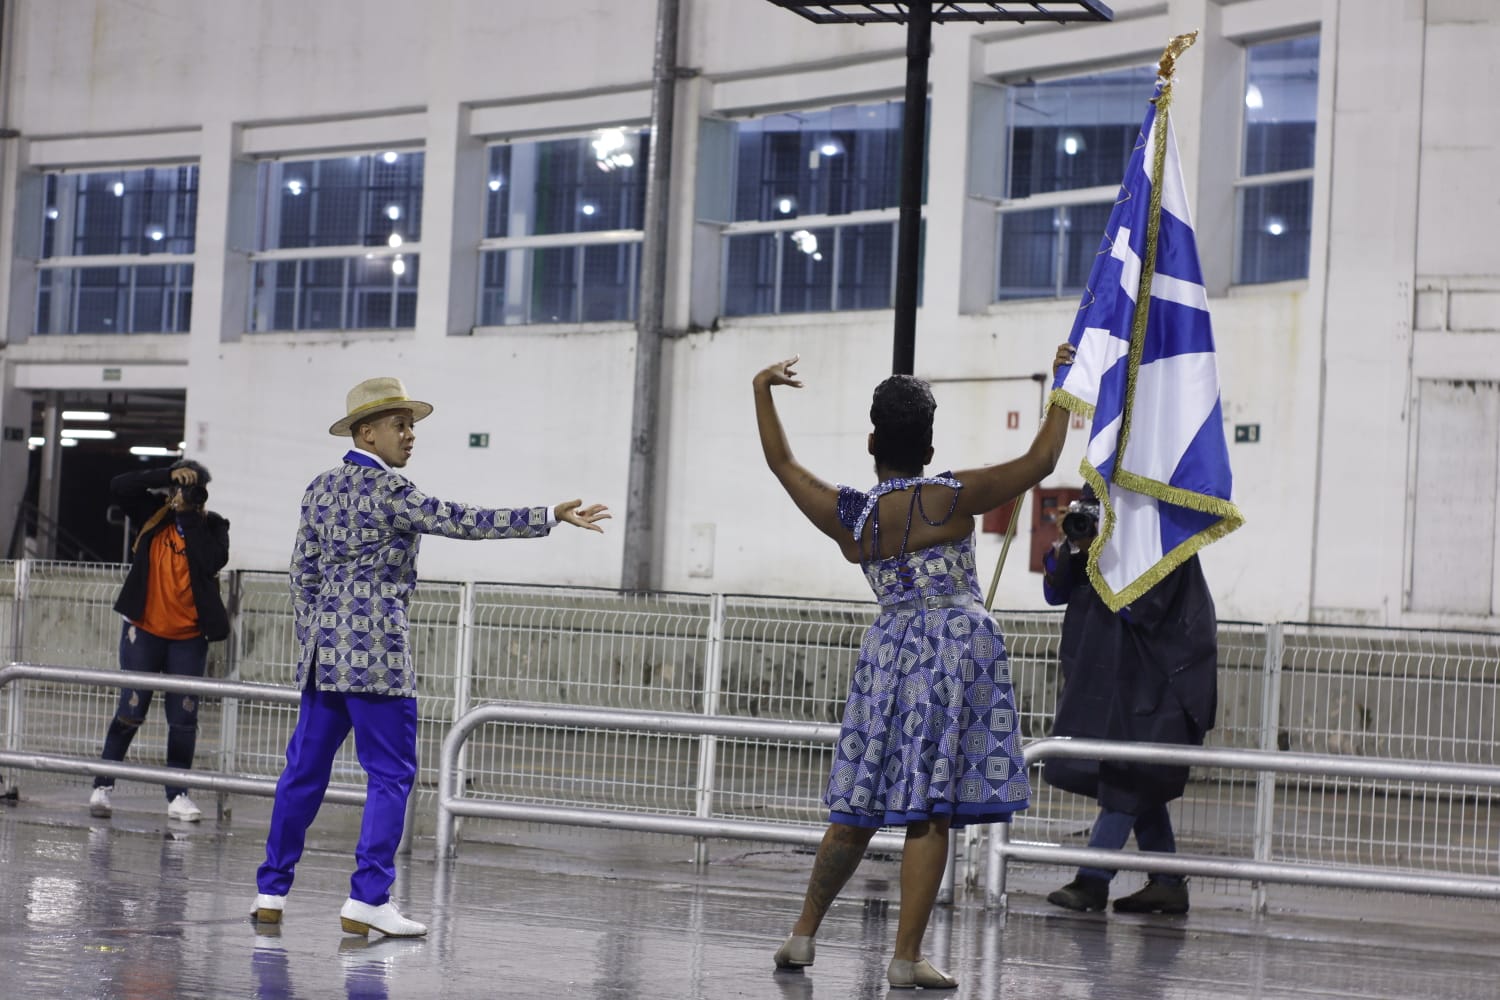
[
  {"x1": 0, "y1": 663, "x2": 369, "y2": 809},
  {"x1": 990, "y1": 738, "x2": 1500, "y2": 908},
  {"x1": 4, "y1": 558, "x2": 1500, "y2": 912}
]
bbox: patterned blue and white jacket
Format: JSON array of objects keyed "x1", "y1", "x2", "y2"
[{"x1": 290, "y1": 450, "x2": 551, "y2": 697}]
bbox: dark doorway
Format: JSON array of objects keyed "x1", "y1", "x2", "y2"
[{"x1": 16, "y1": 390, "x2": 187, "y2": 562}]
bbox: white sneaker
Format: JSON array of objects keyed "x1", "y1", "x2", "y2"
[
  {"x1": 251, "y1": 892, "x2": 286, "y2": 924},
  {"x1": 339, "y1": 898, "x2": 428, "y2": 938},
  {"x1": 166, "y1": 793, "x2": 202, "y2": 822},
  {"x1": 89, "y1": 786, "x2": 112, "y2": 818}
]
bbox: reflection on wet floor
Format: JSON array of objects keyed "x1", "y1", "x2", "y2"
[{"x1": 2, "y1": 786, "x2": 1498, "y2": 1000}]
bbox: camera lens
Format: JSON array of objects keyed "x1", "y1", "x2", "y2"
[{"x1": 1062, "y1": 510, "x2": 1096, "y2": 540}]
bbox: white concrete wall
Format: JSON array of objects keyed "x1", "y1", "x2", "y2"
[{"x1": 0, "y1": 0, "x2": 1495, "y2": 626}]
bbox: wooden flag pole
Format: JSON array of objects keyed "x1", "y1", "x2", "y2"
[{"x1": 983, "y1": 495, "x2": 1025, "y2": 612}]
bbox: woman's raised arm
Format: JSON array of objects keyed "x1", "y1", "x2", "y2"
[{"x1": 753, "y1": 355, "x2": 849, "y2": 545}]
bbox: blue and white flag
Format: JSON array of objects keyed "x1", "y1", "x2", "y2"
[{"x1": 1051, "y1": 68, "x2": 1244, "y2": 612}]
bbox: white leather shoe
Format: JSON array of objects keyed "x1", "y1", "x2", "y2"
[
  {"x1": 251, "y1": 893, "x2": 286, "y2": 924},
  {"x1": 339, "y1": 898, "x2": 428, "y2": 938}
]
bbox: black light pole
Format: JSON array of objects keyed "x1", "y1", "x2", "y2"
[
  {"x1": 890, "y1": 1, "x2": 932, "y2": 376},
  {"x1": 763, "y1": 1, "x2": 1115, "y2": 375}
]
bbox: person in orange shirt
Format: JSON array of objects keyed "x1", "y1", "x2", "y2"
[{"x1": 88, "y1": 459, "x2": 230, "y2": 822}]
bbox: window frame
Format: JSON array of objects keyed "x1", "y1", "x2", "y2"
[
  {"x1": 35, "y1": 160, "x2": 199, "y2": 336},
  {"x1": 474, "y1": 126, "x2": 650, "y2": 328},
  {"x1": 246, "y1": 145, "x2": 424, "y2": 334},
  {"x1": 711, "y1": 96, "x2": 912, "y2": 319},
  {"x1": 1231, "y1": 32, "x2": 1320, "y2": 287},
  {"x1": 983, "y1": 61, "x2": 1159, "y2": 304}
]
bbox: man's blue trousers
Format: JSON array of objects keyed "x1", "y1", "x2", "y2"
[{"x1": 256, "y1": 679, "x2": 418, "y2": 905}]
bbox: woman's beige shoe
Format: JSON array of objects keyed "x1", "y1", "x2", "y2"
[
  {"x1": 773, "y1": 934, "x2": 815, "y2": 969},
  {"x1": 887, "y1": 957, "x2": 958, "y2": 990}
]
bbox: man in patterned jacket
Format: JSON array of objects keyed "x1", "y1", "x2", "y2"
[{"x1": 251, "y1": 376, "x2": 609, "y2": 937}]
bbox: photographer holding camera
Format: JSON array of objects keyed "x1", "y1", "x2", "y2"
[
  {"x1": 1041, "y1": 483, "x2": 1218, "y2": 915},
  {"x1": 88, "y1": 458, "x2": 230, "y2": 823}
]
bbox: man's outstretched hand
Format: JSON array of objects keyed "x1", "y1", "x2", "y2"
[{"x1": 554, "y1": 499, "x2": 611, "y2": 533}]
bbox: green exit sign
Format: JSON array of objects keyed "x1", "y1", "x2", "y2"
[{"x1": 468, "y1": 433, "x2": 489, "y2": 448}]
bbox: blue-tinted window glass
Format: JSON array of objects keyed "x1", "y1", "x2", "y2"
[
  {"x1": 251, "y1": 256, "x2": 416, "y2": 332},
  {"x1": 1236, "y1": 179, "x2": 1313, "y2": 284},
  {"x1": 1243, "y1": 36, "x2": 1319, "y2": 176},
  {"x1": 484, "y1": 129, "x2": 650, "y2": 239},
  {"x1": 261, "y1": 152, "x2": 424, "y2": 250},
  {"x1": 35, "y1": 264, "x2": 193, "y2": 334},
  {"x1": 731, "y1": 101, "x2": 906, "y2": 222},
  {"x1": 837, "y1": 222, "x2": 896, "y2": 310},
  {"x1": 1002, "y1": 67, "x2": 1157, "y2": 199},
  {"x1": 997, "y1": 202, "x2": 1113, "y2": 301},
  {"x1": 41, "y1": 166, "x2": 198, "y2": 257}
]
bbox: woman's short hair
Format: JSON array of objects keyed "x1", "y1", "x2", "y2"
[{"x1": 870, "y1": 374, "x2": 936, "y2": 475}]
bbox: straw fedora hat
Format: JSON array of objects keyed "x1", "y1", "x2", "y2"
[{"x1": 328, "y1": 377, "x2": 434, "y2": 436}]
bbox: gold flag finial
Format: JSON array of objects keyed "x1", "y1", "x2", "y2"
[{"x1": 1158, "y1": 30, "x2": 1198, "y2": 80}]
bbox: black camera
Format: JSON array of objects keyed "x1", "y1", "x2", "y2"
[{"x1": 1061, "y1": 499, "x2": 1100, "y2": 542}]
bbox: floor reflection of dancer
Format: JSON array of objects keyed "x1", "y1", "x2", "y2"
[{"x1": 756, "y1": 346, "x2": 1076, "y2": 990}]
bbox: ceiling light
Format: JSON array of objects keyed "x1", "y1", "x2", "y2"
[
  {"x1": 61, "y1": 438, "x2": 77, "y2": 447},
  {"x1": 388, "y1": 233, "x2": 403, "y2": 248},
  {"x1": 286, "y1": 179, "x2": 305, "y2": 196},
  {"x1": 382, "y1": 151, "x2": 399, "y2": 164},
  {"x1": 112, "y1": 182, "x2": 125, "y2": 197},
  {"x1": 130, "y1": 446, "x2": 183, "y2": 457},
  {"x1": 62, "y1": 410, "x2": 109, "y2": 421},
  {"x1": 777, "y1": 197, "x2": 796, "y2": 215},
  {"x1": 580, "y1": 203, "x2": 597, "y2": 216},
  {"x1": 488, "y1": 178, "x2": 503, "y2": 192},
  {"x1": 27, "y1": 436, "x2": 43, "y2": 448},
  {"x1": 391, "y1": 257, "x2": 407, "y2": 276},
  {"x1": 386, "y1": 205, "x2": 401, "y2": 221},
  {"x1": 60, "y1": 428, "x2": 116, "y2": 440},
  {"x1": 1265, "y1": 217, "x2": 1285, "y2": 237},
  {"x1": 148, "y1": 228, "x2": 165, "y2": 242},
  {"x1": 1245, "y1": 84, "x2": 1264, "y2": 110}
]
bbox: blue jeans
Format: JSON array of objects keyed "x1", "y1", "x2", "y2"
[
  {"x1": 256, "y1": 679, "x2": 418, "y2": 906},
  {"x1": 1078, "y1": 803, "x2": 1184, "y2": 885},
  {"x1": 95, "y1": 622, "x2": 208, "y2": 801}
]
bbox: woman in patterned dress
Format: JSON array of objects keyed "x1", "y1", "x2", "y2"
[{"x1": 755, "y1": 345, "x2": 1075, "y2": 990}]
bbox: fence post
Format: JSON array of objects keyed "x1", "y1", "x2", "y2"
[
  {"x1": 445, "y1": 581, "x2": 477, "y2": 853},
  {"x1": 693, "y1": 592, "x2": 726, "y2": 868},
  {"x1": 1251, "y1": 621, "x2": 1285, "y2": 914},
  {"x1": 7, "y1": 560, "x2": 30, "y2": 758},
  {"x1": 1, "y1": 560, "x2": 26, "y2": 798},
  {"x1": 217, "y1": 570, "x2": 244, "y2": 822}
]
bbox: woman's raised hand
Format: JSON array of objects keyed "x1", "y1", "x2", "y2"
[
  {"x1": 1052, "y1": 342, "x2": 1077, "y2": 380},
  {"x1": 754, "y1": 355, "x2": 804, "y2": 390}
]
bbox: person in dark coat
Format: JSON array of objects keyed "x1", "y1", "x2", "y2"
[
  {"x1": 1041, "y1": 485, "x2": 1218, "y2": 914},
  {"x1": 88, "y1": 458, "x2": 230, "y2": 823}
]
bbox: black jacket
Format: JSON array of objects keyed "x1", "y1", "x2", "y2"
[
  {"x1": 1042, "y1": 549, "x2": 1218, "y2": 813},
  {"x1": 110, "y1": 468, "x2": 231, "y2": 642}
]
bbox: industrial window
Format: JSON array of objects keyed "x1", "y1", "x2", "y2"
[
  {"x1": 36, "y1": 166, "x2": 198, "y2": 335},
  {"x1": 1234, "y1": 34, "x2": 1319, "y2": 285},
  {"x1": 248, "y1": 151, "x2": 423, "y2": 332},
  {"x1": 715, "y1": 100, "x2": 911, "y2": 317},
  {"x1": 479, "y1": 128, "x2": 649, "y2": 326},
  {"x1": 988, "y1": 64, "x2": 1157, "y2": 302}
]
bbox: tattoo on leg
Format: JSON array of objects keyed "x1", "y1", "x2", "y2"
[{"x1": 805, "y1": 835, "x2": 866, "y2": 919}]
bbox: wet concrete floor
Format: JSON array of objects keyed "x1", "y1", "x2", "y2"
[{"x1": 2, "y1": 781, "x2": 1497, "y2": 999}]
